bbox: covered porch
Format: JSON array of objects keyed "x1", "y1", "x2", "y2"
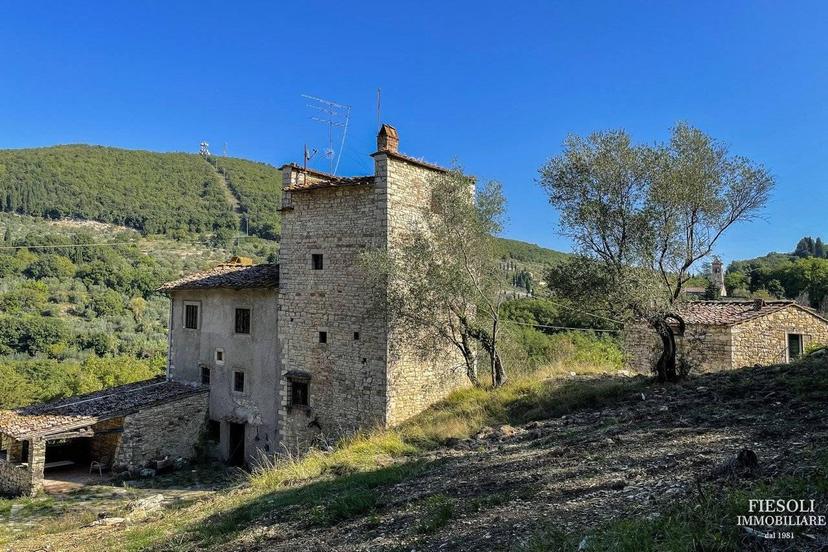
[{"x1": 0, "y1": 378, "x2": 208, "y2": 497}]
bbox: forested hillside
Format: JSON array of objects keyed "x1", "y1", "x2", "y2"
[
  {"x1": 726, "y1": 236, "x2": 828, "y2": 310},
  {"x1": 211, "y1": 157, "x2": 282, "y2": 240},
  {"x1": 0, "y1": 214, "x2": 276, "y2": 409},
  {"x1": 0, "y1": 145, "x2": 281, "y2": 240}
]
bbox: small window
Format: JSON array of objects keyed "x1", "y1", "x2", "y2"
[
  {"x1": 233, "y1": 371, "x2": 245, "y2": 393},
  {"x1": 291, "y1": 381, "x2": 309, "y2": 407},
  {"x1": 215, "y1": 348, "x2": 225, "y2": 365},
  {"x1": 319, "y1": 331, "x2": 327, "y2": 344},
  {"x1": 207, "y1": 420, "x2": 220, "y2": 442},
  {"x1": 201, "y1": 365, "x2": 211, "y2": 385},
  {"x1": 184, "y1": 304, "x2": 199, "y2": 329},
  {"x1": 311, "y1": 253, "x2": 324, "y2": 270},
  {"x1": 235, "y1": 308, "x2": 251, "y2": 334},
  {"x1": 353, "y1": 331, "x2": 360, "y2": 341},
  {"x1": 286, "y1": 371, "x2": 311, "y2": 409}
]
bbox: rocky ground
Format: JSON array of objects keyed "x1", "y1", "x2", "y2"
[
  {"x1": 5, "y1": 361, "x2": 827, "y2": 552},
  {"x1": 220, "y1": 362, "x2": 828, "y2": 551}
]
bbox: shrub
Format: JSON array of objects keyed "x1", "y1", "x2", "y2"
[{"x1": 25, "y1": 254, "x2": 76, "y2": 280}]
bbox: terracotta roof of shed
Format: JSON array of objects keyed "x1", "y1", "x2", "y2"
[
  {"x1": 158, "y1": 263, "x2": 279, "y2": 292},
  {"x1": 675, "y1": 300, "x2": 823, "y2": 326},
  {"x1": 0, "y1": 379, "x2": 208, "y2": 439}
]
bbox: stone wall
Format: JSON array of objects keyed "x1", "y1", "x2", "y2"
[
  {"x1": 381, "y1": 155, "x2": 468, "y2": 425},
  {"x1": 731, "y1": 306, "x2": 828, "y2": 368},
  {"x1": 278, "y1": 174, "x2": 388, "y2": 452},
  {"x1": 0, "y1": 459, "x2": 33, "y2": 497},
  {"x1": 90, "y1": 417, "x2": 124, "y2": 463},
  {"x1": 113, "y1": 392, "x2": 209, "y2": 469},
  {"x1": 0, "y1": 437, "x2": 44, "y2": 497},
  {"x1": 623, "y1": 321, "x2": 733, "y2": 374}
]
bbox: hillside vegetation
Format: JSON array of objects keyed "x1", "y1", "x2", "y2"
[
  {"x1": 726, "y1": 236, "x2": 828, "y2": 309},
  {"x1": 0, "y1": 145, "x2": 281, "y2": 241},
  {"x1": 211, "y1": 157, "x2": 282, "y2": 240},
  {"x1": 0, "y1": 214, "x2": 276, "y2": 409}
]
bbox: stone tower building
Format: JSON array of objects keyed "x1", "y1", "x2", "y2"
[
  {"x1": 276, "y1": 125, "x2": 466, "y2": 450},
  {"x1": 710, "y1": 257, "x2": 727, "y2": 297}
]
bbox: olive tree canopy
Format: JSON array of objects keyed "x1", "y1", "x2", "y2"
[{"x1": 540, "y1": 123, "x2": 773, "y2": 381}]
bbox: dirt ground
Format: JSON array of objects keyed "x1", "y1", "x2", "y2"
[
  {"x1": 5, "y1": 362, "x2": 827, "y2": 552},
  {"x1": 220, "y1": 362, "x2": 828, "y2": 551}
]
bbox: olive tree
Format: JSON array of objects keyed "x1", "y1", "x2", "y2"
[
  {"x1": 363, "y1": 169, "x2": 509, "y2": 386},
  {"x1": 540, "y1": 123, "x2": 773, "y2": 381}
]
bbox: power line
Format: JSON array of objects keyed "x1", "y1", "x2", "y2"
[
  {"x1": 539, "y1": 297, "x2": 624, "y2": 325},
  {"x1": 0, "y1": 241, "x2": 137, "y2": 250},
  {"x1": 503, "y1": 320, "x2": 621, "y2": 333}
]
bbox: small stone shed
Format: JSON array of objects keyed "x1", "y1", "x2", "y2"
[
  {"x1": 625, "y1": 300, "x2": 828, "y2": 373},
  {"x1": 0, "y1": 378, "x2": 208, "y2": 496}
]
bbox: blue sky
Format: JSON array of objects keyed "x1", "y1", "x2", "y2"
[{"x1": 1, "y1": 1, "x2": 827, "y2": 261}]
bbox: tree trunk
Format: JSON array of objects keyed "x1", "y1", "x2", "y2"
[
  {"x1": 460, "y1": 332, "x2": 480, "y2": 386},
  {"x1": 490, "y1": 318, "x2": 507, "y2": 387},
  {"x1": 461, "y1": 320, "x2": 508, "y2": 388},
  {"x1": 649, "y1": 314, "x2": 686, "y2": 383},
  {"x1": 492, "y1": 348, "x2": 507, "y2": 387}
]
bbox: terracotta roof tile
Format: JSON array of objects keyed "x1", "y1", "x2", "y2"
[
  {"x1": 675, "y1": 300, "x2": 812, "y2": 326},
  {"x1": 0, "y1": 379, "x2": 207, "y2": 439},
  {"x1": 158, "y1": 263, "x2": 279, "y2": 292},
  {"x1": 284, "y1": 175, "x2": 374, "y2": 192}
]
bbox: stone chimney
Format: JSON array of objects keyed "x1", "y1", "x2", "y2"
[
  {"x1": 753, "y1": 298, "x2": 766, "y2": 311},
  {"x1": 377, "y1": 124, "x2": 399, "y2": 153}
]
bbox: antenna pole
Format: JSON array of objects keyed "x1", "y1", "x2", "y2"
[
  {"x1": 302, "y1": 94, "x2": 351, "y2": 176},
  {"x1": 376, "y1": 88, "x2": 382, "y2": 129}
]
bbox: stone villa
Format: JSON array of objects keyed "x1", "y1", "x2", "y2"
[
  {"x1": 0, "y1": 125, "x2": 466, "y2": 496},
  {"x1": 625, "y1": 299, "x2": 828, "y2": 373}
]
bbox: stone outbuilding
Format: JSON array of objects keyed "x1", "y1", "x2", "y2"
[
  {"x1": 625, "y1": 300, "x2": 828, "y2": 373},
  {"x1": 0, "y1": 378, "x2": 208, "y2": 496}
]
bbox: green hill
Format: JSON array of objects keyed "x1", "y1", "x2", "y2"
[
  {"x1": 492, "y1": 237, "x2": 568, "y2": 265},
  {"x1": 0, "y1": 145, "x2": 282, "y2": 240}
]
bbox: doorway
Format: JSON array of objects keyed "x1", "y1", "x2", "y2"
[
  {"x1": 787, "y1": 333, "x2": 804, "y2": 362},
  {"x1": 228, "y1": 422, "x2": 246, "y2": 467}
]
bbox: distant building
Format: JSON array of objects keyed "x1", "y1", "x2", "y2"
[
  {"x1": 710, "y1": 257, "x2": 727, "y2": 297},
  {"x1": 683, "y1": 257, "x2": 727, "y2": 299},
  {"x1": 625, "y1": 300, "x2": 828, "y2": 373}
]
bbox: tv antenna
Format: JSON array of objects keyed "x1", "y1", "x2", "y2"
[
  {"x1": 199, "y1": 141, "x2": 210, "y2": 157},
  {"x1": 302, "y1": 94, "x2": 351, "y2": 175}
]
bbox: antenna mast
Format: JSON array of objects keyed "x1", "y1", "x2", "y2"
[
  {"x1": 376, "y1": 88, "x2": 382, "y2": 129},
  {"x1": 302, "y1": 94, "x2": 351, "y2": 175}
]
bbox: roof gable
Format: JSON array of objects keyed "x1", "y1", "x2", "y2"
[
  {"x1": 676, "y1": 300, "x2": 828, "y2": 326},
  {"x1": 159, "y1": 263, "x2": 279, "y2": 292}
]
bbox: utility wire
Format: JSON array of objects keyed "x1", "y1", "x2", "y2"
[
  {"x1": 535, "y1": 296, "x2": 624, "y2": 326},
  {"x1": 503, "y1": 320, "x2": 621, "y2": 333},
  {"x1": 0, "y1": 241, "x2": 136, "y2": 250}
]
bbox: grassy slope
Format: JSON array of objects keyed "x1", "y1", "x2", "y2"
[{"x1": 7, "y1": 354, "x2": 827, "y2": 551}]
